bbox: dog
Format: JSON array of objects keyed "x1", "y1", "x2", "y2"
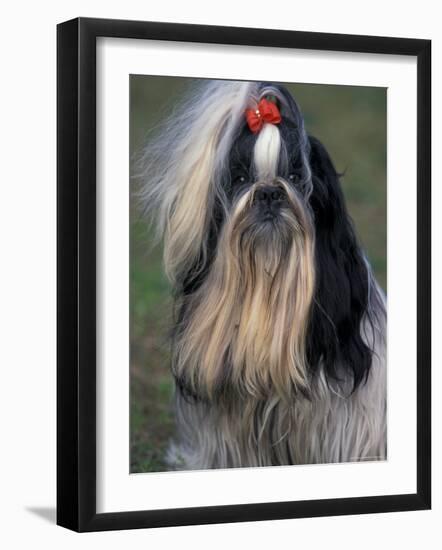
[{"x1": 139, "y1": 80, "x2": 387, "y2": 469}]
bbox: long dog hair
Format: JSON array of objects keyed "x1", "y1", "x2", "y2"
[{"x1": 138, "y1": 80, "x2": 387, "y2": 469}]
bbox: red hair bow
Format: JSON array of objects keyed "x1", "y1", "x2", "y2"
[{"x1": 245, "y1": 98, "x2": 281, "y2": 134}]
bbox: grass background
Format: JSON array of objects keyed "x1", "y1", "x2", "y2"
[{"x1": 130, "y1": 76, "x2": 387, "y2": 473}]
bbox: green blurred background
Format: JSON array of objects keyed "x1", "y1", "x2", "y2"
[{"x1": 130, "y1": 76, "x2": 387, "y2": 473}]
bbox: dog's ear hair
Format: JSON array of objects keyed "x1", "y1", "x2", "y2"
[
  {"x1": 307, "y1": 136, "x2": 373, "y2": 391},
  {"x1": 137, "y1": 81, "x2": 258, "y2": 288}
]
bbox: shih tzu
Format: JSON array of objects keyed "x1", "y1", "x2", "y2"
[{"x1": 138, "y1": 80, "x2": 387, "y2": 469}]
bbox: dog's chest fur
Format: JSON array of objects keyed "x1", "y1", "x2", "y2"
[{"x1": 168, "y1": 317, "x2": 386, "y2": 470}]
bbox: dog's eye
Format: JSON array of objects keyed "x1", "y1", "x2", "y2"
[
  {"x1": 288, "y1": 174, "x2": 298, "y2": 183},
  {"x1": 234, "y1": 175, "x2": 246, "y2": 185}
]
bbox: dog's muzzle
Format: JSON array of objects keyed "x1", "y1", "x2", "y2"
[{"x1": 252, "y1": 183, "x2": 287, "y2": 220}]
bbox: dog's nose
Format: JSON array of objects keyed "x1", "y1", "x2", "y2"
[{"x1": 255, "y1": 186, "x2": 284, "y2": 205}]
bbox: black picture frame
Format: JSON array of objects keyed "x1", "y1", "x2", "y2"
[{"x1": 57, "y1": 17, "x2": 431, "y2": 532}]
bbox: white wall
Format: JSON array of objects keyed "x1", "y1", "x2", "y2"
[{"x1": 0, "y1": 1, "x2": 439, "y2": 548}]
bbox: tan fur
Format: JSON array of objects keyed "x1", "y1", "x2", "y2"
[
  {"x1": 168, "y1": 303, "x2": 387, "y2": 469},
  {"x1": 173, "y1": 178, "x2": 315, "y2": 400},
  {"x1": 163, "y1": 131, "x2": 220, "y2": 282}
]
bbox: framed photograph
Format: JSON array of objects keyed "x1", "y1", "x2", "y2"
[{"x1": 57, "y1": 17, "x2": 431, "y2": 532}]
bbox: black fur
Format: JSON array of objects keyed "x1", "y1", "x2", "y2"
[{"x1": 307, "y1": 136, "x2": 373, "y2": 390}]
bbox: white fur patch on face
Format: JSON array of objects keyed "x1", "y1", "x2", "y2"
[{"x1": 253, "y1": 123, "x2": 281, "y2": 181}]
